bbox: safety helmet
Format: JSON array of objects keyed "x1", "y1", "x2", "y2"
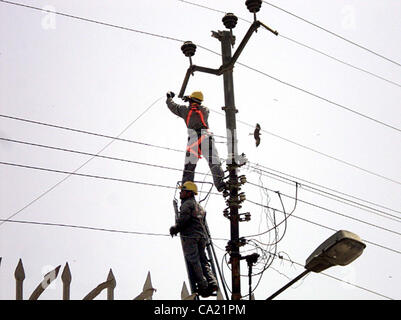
[
  {"x1": 189, "y1": 91, "x2": 203, "y2": 103},
  {"x1": 179, "y1": 181, "x2": 198, "y2": 195}
]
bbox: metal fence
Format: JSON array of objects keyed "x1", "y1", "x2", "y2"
[
  {"x1": 2, "y1": 257, "x2": 223, "y2": 300},
  {"x1": 2, "y1": 258, "x2": 156, "y2": 300}
]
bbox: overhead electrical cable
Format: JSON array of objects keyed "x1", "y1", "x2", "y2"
[
  {"x1": 246, "y1": 199, "x2": 401, "y2": 255},
  {"x1": 0, "y1": 0, "x2": 185, "y2": 43},
  {"x1": 279, "y1": 34, "x2": 401, "y2": 89},
  {"x1": 262, "y1": 0, "x2": 401, "y2": 68},
  {"x1": 0, "y1": 218, "x2": 229, "y2": 242},
  {"x1": 3, "y1": 110, "x2": 401, "y2": 190},
  {"x1": 247, "y1": 181, "x2": 401, "y2": 237},
  {"x1": 1, "y1": 160, "x2": 400, "y2": 256},
  {"x1": 248, "y1": 162, "x2": 401, "y2": 220},
  {"x1": 2, "y1": 118, "x2": 400, "y2": 227},
  {"x1": 2, "y1": 136, "x2": 399, "y2": 227},
  {"x1": 249, "y1": 161, "x2": 401, "y2": 215},
  {"x1": 0, "y1": 96, "x2": 163, "y2": 227},
  {"x1": 211, "y1": 109, "x2": 401, "y2": 187},
  {"x1": 179, "y1": 0, "x2": 401, "y2": 88}
]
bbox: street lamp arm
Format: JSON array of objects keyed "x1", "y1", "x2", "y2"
[{"x1": 266, "y1": 269, "x2": 310, "y2": 300}]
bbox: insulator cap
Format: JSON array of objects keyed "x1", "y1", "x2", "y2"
[
  {"x1": 181, "y1": 41, "x2": 197, "y2": 57},
  {"x1": 222, "y1": 13, "x2": 238, "y2": 29},
  {"x1": 245, "y1": 0, "x2": 262, "y2": 13}
]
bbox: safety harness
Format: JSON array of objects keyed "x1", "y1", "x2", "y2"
[
  {"x1": 186, "y1": 103, "x2": 208, "y2": 159},
  {"x1": 186, "y1": 103, "x2": 208, "y2": 129}
]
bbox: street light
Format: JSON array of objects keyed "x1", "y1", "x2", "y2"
[{"x1": 266, "y1": 230, "x2": 366, "y2": 300}]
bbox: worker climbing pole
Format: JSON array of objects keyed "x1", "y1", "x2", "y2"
[
  {"x1": 165, "y1": 89, "x2": 227, "y2": 192},
  {"x1": 170, "y1": 0, "x2": 278, "y2": 300},
  {"x1": 170, "y1": 181, "x2": 221, "y2": 298}
]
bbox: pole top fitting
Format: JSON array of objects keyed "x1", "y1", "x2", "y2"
[
  {"x1": 222, "y1": 13, "x2": 238, "y2": 29},
  {"x1": 245, "y1": 0, "x2": 262, "y2": 13},
  {"x1": 181, "y1": 41, "x2": 197, "y2": 57}
]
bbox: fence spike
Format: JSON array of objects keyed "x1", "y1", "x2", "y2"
[
  {"x1": 14, "y1": 259, "x2": 25, "y2": 280},
  {"x1": 133, "y1": 271, "x2": 156, "y2": 300},
  {"x1": 15, "y1": 259, "x2": 25, "y2": 300},
  {"x1": 181, "y1": 281, "x2": 196, "y2": 300},
  {"x1": 216, "y1": 288, "x2": 224, "y2": 300},
  {"x1": 106, "y1": 269, "x2": 116, "y2": 300},
  {"x1": 61, "y1": 263, "x2": 72, "y2": 300},
  {"x1": 181, "y1": 282, "x2": 189, "y2": 300},
  {"x1": 83, "y1": 270, "x2": 115, "y2": 301},
  {"x1": 29, "y1": 265, "x2": 61, "y2": 300}
]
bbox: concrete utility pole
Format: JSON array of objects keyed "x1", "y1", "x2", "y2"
[
  {"x1": 178, "y1": 0, "x2": 278, "y2": 300},
  {"x1": 214, "y1": 29, "x2": 241, "y2": 300}
]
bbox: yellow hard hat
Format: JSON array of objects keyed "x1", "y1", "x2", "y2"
[
  {"x1": 179, "y1": 181, "x2": 198, "y2": 195},
  {"x1": 189, "y1": 91, "x2": 203, "y2": 102}
]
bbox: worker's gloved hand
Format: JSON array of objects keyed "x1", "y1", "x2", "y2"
[
  {"x1": 166, "y1": 91, "x2": 175, "y2": 99},
  {"x1": 182, "y1": 96, "x2": 189, "y2": 102},
  {"x1": 169, "y1": 225, "x2": 179, "y2": 237}
]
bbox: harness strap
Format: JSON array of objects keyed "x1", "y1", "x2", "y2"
[
  {"x1": 186, "y1": 134, "x2": 207, "y2": 159},
  {"x1": 186, "y1": 104, "x2": 208, "y2": 129}
]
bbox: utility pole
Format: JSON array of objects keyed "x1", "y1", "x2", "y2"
[
  {"x1": 178, "y1": 0, "x2": 278, "y2": 300},
  {"x1": 212, "y1": 29, "x2": 242, "y2": 300}
]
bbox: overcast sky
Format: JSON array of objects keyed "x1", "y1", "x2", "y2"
[{"x1": 1, "y1": 0, "x2": 400, "y2": 300}]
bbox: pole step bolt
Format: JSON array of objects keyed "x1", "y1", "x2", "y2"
[
  {"x1": 181, "y1": 41, "x2": 197, "y2": 57},
  {"x1": 222, "y1": 13, "x2": 238, "y2": 29},
  {"x1": 245, "y1": 0, "x2": 262, "y2": 13}
]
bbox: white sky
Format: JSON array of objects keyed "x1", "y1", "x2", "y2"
[{"x1": 0, "y1": 0, "x2": 400, "y2": 300}]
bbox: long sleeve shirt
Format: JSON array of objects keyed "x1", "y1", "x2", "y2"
[
  {"x1": 166, "y1": 98, "x2": 210, "y2": 132},
  {"x1": 176, "y1": 197, "x2": 207, "y2": 238}
]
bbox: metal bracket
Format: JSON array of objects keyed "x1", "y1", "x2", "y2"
[{"x1": 221, "y1": 105, "x2": 238, "y2": 113}]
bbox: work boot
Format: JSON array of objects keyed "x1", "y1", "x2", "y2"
[
  {"x1": 200, "y1": 283, "x2": 218, "y2": 298},
  {"x1": 207, "y1": 282, "x2": 218, "y2": 294},
  {"x1": 197, "y1": 280, "x2": 209, "y2": 297}
]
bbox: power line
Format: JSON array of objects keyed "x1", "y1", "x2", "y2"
[
  {"x1": 3, "y1": 135, "x2": 400, "y2": 226},
  {"x1": 262, "y1": 0, "x2": 401, "y2": 68},
  {"x1": 1, "y1": 160, "x2": 400, "y2": 256},
  {"x1": 179, "y1": 0, "x2": 401, "y2": 89},
  {"x1": 211, "y1": 109, "x2": 401, "y2": 187},
  {"x1": 233, "y1": 62, "x2": 401, "y2": 134},
  {"x1": 0, "y1": 97, "x2": 163, "y2": 227},
  {"x1": 0, "y1": 160, "x2": 177, "y2": 190},
  {"x1": 247, "y1": 181, "x2": 401, "y2": 237},
  {"x1": 4, "y1": 135, "x2": 401, "y2": 252},
  {"x1": 2, "y1": 0, "x2": 401, "y2": 135},
  {"x1": 0, "y1": 218, "x2": 229, "y2": 242},
  {"x1": 0, "y1": 0, "x2": 185, "y2": 43},
  {"x1": 247, "y1": 163, "x2": 401, "y2": 222},
  {"x1": 2, "y1": 111, "x2": 401, "y2": 218},
  {"x1": 0, "y1": 114, "x2": 182, "y2": 154},
  {"x1": 246, "y1": 199, "x2": 401, "y2": 255},
  {"x1": 279, "y1": 34, "x2": 401, "y2": 89},
  {"x1": 3, "y1": 110, "x2": 401, "y2": 188},
  {"x1": 248, "y1": 161, "x2": 401, "y2": 216}
]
